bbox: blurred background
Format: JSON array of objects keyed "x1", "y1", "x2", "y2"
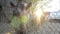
[{"x1": 0, "y1": 0, "x2": 60, "y2": 34}]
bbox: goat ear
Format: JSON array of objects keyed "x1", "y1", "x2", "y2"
[
  {"x1": 10, "y1": 1, "x2": 16, "y2": 7},
  {"x1": 25, "y1": 2, "x2": 32, "y2": 9},
  {"x1": 0, "y1": 5, "x2": 2, "y2": 11}
]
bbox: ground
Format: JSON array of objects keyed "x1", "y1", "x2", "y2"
[{"x1": 28, "y1": 20, "x2": 60, "y2": 34}]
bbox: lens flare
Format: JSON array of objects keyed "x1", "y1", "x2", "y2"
[
  {"x1": 35, "y1": 9, "x2": 42, "y2": 17},
  {"x1": 34, "y1": 2, "x2": 43, "y2": 18},
  {"x1": 33, "y1": 1, "x2": 44, "y2": 26}
]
